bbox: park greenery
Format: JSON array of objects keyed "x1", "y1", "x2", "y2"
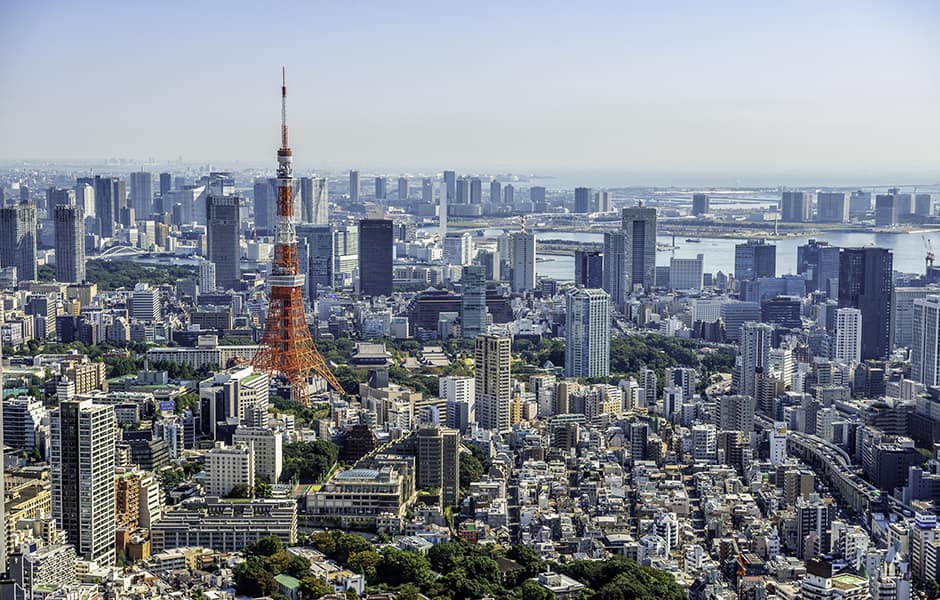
[
  {"x1": 280, "y1": 440, "x2": 339, "y2": 484},
  {"x1": 40, "y1": 260, "x2": 198, "y2": 290},
  {"x1": 305, "y1": 531, "x2": 686, "y2": 600}
]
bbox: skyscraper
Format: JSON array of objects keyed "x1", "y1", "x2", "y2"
[
  {"x1": 455, "y1": 177, "x2": 469, "y2": 204},
  {"x1": 299, "y1": 176, "x2": 329, "y2": 224},
  {"x1": 422, "y1": 178, "x2": 433, "y2": 204},
  {"x1": 838, "y1": 247, "x2": 893, "y2": 360},
  {"x1": 875, "y1": 194, "x2": 898, "y2": 227},
  {"x1": 692, "y1": 193, "x2": 710, "y2": 215},
  {"x1": 159, "y1": 172, "x2": 172, "y2": 196},
  {"x1": 530, "y1": 186, "x2": 546, "y2": 207},
  {"x1": 54, "y1": 203, "x2": 85, "y2": 283},
  {"x1": 816, "y1": 192, "x2": 849, "y2": 223},
  {"x1": 574, "y1": 250, "x2": 603, "y2": 288},
  {"x1": 734, "y1": 239, "x2": 776, "y2": 281},
  {"x1": 621, "y1": 206, "x2": 657, "y2": 292},
  {"x1": 443, "y1": 170, "x2": 456, "y2": 205},
  {"x1": 358, "y1": 219, "x2": 393, "y2": 297},
  {"x1": 474, "y1": 333, "x2": 511, "y2": 432},
  {"x1": 469, "y1": 178, "x2": 482, "y2": 204},
  {"x1": 0, "y1": 202, "x2": 37, "y2": 281},
  {"x1": 780, "y1": 191, "x2": 812, "y2": 222},
  {"x1": 503, "y1": 184, "x2": 514, "y2": 205},
  {"x1": 349, "y1": 170, "x2": 360, "y2": 203},
  {"x1": 489, "y1": 180, "x2": 501, "y2": 204},
  {"x1": 574, "y1": 187, "x2": 592, "y2": 213},
  {"x1": 51, "y1": 400, "x2": 116, "y2": 564},
  {"x1": 93, "y1": 176, "x2": 116, "y2": 237},
  {"x1": 603, "y1": 231, "x2": 626, "y2": 308},
  {"x1": 564, "y1": 287, "x2": 610, "y2": 378},
  {"x1": 253, "y1": 177, "x2": 276, "y2": 234},
  {"x1": 397, "y1": 177, "x2": 409, "y2": 202},
  {"x1": 374, "y1": 176, "x2": 386, "y2": 200},
  {"x1": 797, "y1": 239, "x2": 840, "y2": 296},
  {"x1": 849, "y1": 190, "x2": 872, "y2": 216},
  {"x1": 669, "y1": 254, "x2": 704, "y2": 292},
  {"x1": 129, "y1": 171, "x2": 153, "y2": 219},
  {"x1": 833, "y1": 307, "x2": 862, "y2": 364},
  {"x1": 206, "y1": 195, "x2": 241, "y2": 290},
  {"x1": 461, "y1": 265, "x2": 486, "y2": 339},
  {"x1": 296, "y1": 223, "x2": 334, "y2": 299},
  {"x1": 912, "y1": 295, "x2": 940, "y2": 386},
  {"x1": 736, "y1": 321, "x2": 772, "y2": 399},
  {"x1": 510, "y1": 231, "x2": 536, "y2": 293}
]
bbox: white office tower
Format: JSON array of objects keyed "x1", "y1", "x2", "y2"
[
  {"x1": 912, "y1": 295, "x2": 940, "y2": 386},
  {"x1": 443, "y1": 232, "x2": 473, "y2": 266},
  {"x1": 736, "y1": 321, "x2": 772, "y2": 398},
  {"x1": 130, "y1": 283, "x2": 161, "y2": 322},
  {"x1": 206, "y1": 442, "x2": 255, "y2": 497},
  {"x1": 833, "y1": 307, "x2": 862, "y2": 364},
  {"x1": 911, "y1": 513, "x2": 938, "y2": 583},
  {"x1": 233, "y1": 426, "x2": 283, "y2": 484},
  {"x1": 669, "y1": 254, "x2": 704, "y2": 292},
  {"x1": 199, "y1": 259, "x2": 217, "y2": 293},
  {"x1": 474, "y1": 333, "x2": 511, "y2": 432},
  {"x1": 510, "y1": 231, "x2": 536, "y2": 293},
  {"x1": 440, "y1": 375, "x2": 475, "y2": 432},
  {"x1": 769, "y1": 422, "x2": 787, "y2": 466},
  {"x1": 51, "y1": 400, "x2": 117, "y2": 564},
  {"x1": 564, "y1": 288, "x2": 610, "y2": 378}
]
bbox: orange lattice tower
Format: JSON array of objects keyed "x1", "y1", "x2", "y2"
[{"x1": 252, "y1": 68, "x2": 343, "y2": 403}]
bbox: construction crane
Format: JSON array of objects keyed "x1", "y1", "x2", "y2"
[{"x1": 923, "y1": 235, "x2": 934, "y2": 272}]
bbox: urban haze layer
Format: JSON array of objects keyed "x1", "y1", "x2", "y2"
[{"x1": 2, "y1": 76, "x2": 940, "y2": 600}]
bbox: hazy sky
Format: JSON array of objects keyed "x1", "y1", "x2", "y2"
[{"x1": 1, "y1": 1, "x2": 938, "y2": 184}]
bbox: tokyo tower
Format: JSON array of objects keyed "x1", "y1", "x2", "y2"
[{"x1": 252, "y1": 68, "x2": 343, "y2": 403}]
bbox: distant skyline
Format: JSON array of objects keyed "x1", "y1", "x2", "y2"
[{"x1": 1, "y1": 1, "x2": 938, "y2": 185}]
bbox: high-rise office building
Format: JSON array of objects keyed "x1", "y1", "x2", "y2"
[
  {"x1": 839, "y1": 247, "x2": 893, "y2": 360},
  {"x1": 129, "y1": 171, "x2": 153, "y2": 219},
  {"x1": 736, "y1": 321, "x2": 772, "y2": 398},
  {"x1": 621, "y1": 206, "x2": 657, "y2": 292},
  {"x1": 51, "y1": 400, "x2": 116, "y2": 564},
  {"x1": 475, "y1": 333, "x2": 511, "y2": 432},
  {"x1": 455, "y1": 177, "x2": 470, "y2": 204},
  {"x1": 603, "y1": 231, "x2": 626, "y2": 308},
  {"x1": 0, "y1": 202, "x2": 37, "y2": 281},
  {"x1": 416, "y1": 426, "x2": 461, "y2": 506},
  {"x1": 397, "y1": 177, "x2": 409, "y2": 202},
  {"x1": 358, "y1": 219, "x2": 393, "y2": 297},
  {"x1": 75, "y1": 178, "x2": 95, "y2": 217},
  {"x1": 440, "y1": 376, "x2": 475, "y2": 433},
  {"x1": 299, "y1": 176, "x2": 329, "y2": 224},
  {"x1": 692, "y1": 193, "x2": 710, "y2": 215},
  {"x1": 530, "y1": 186, "x2": 546, "y2": 207},
  {"x1": 875, "y1": 194, "x2": 899, "y2": 227},
  {"x1": 489, "y1": 180, "x2": 501, "y2": 204},
  {"x1": 780, "y1": 191, "x2": 812, "y2": 222},
  {"x1": 564, "y1": 288, "x2": 610, "y2": 378},
  {"x1": 206, "y1": 195, "x2": 241, "y2": 290},
  {"x1": 574, "y1": 250, "x2": 603, "y2": 288},
  {"x1": 93, "y1": 176, "x2": 116, "y2": 237},
  {"x1": 912, "y1": 295, "x2": 940, "y2": 386},
  {"x1": 669, "y1": 254, "x2": 704, "y2": 292},
  {"x1": 503, "y1": 184, "x2": 514, "y2": 205},
  {"x1": 915, "y1": 193, "x2": 934, "y2": 217},
  {"x1": 461, "y1": 265, "x2": 486, "y2": 339},
  {"x1": 797, "y1": 239, "x2": 840, "y2": 296},
  {"x1": 349, "y1": 170, "x2": 360, "y2": 203},
  {"x1": 374, "y1": 176, "x2": 386, "y2": 200},
  {"x1": 510, "y1": 231, "x2": 536, "y2": 293},
  {"x1": 816, "y1": 192, "x2": 849, "y2": 223},
  {"x1": 421, "y1": 178, "x2": 433, "y2": 204},
  {"x1": 443, "y1": 232, "x2": 473, "y2": 266},
  {"x1": 131, "y1": 283, "x2": 161, "y2": 322},
  {"x1": 833, "y1": 307, "x2": 862, "y2": 364},
  {"x1": 47, "y1": 186, "x2": 75, "y2": 209},
  {"x1": 594, "y1": 190, "x2": 612, "y2": 213},
  {"x1": 253, "y1": 178, "x2": 276, "y2": 234},
  {"x1": 159, "y1": 172, "x2": 172, "y2": 196},
  {"x1": 469, "y1": 178, "x2": 482, "y2": 204},
  {"x1": 296, "y1": 223, "x2": 334, "y2": 299},
  {"x1": 199, "y1": 259, "x2": 217, "y2": 294},
  {"x1": 54, "y1": 203, "x2": 85, "y2": 283},
  {"x1": 849, "y1": 190, "x2": 872, "y2": 216},
  {"x1": 574, "y1": 187, "x2": 592, "y2": 213},
  {"x1": 716, "y1": 394, "x2": 755, "y2": 433},
  {"x1": 734, "y1": 239, "x2": 776, "y2": 281},
  {"x1": 443, "y1": 170, "x2": 456, "y2": 205}
]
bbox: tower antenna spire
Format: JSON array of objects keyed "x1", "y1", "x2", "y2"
[{"x1": 281, "y1": 66, "x2": 289, "y2": 149}]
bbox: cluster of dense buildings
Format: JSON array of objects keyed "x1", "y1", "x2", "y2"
[{"x1": 1, "y1": 166, "x2": 939, "y2": 600}]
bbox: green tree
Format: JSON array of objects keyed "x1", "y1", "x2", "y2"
[
  {"x1": 375, "y1": 547, "x2": 432, "y2": 588},
  {"x1": 226, "y1": 483, "x2": 253, "y2": 498},
  {"x1": 244, "y1": 535, "x2": 284, "y2": 557},
  {"x1": 235, "y1": 558, "x2": 278, "y2": 597},
  {"x1": 347, "y1": 550, "x2": 381, "y2": 580},
  {"x1": 280, "y1": 440, "x2": 339, "y2": 484},
  {"x1": 300, "y1": 576, "x2": 332, "y2": 600}
]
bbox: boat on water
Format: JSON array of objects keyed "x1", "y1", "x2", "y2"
[{"x1": 686, "y1": 238, "x2": 702, "y2": 243}]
